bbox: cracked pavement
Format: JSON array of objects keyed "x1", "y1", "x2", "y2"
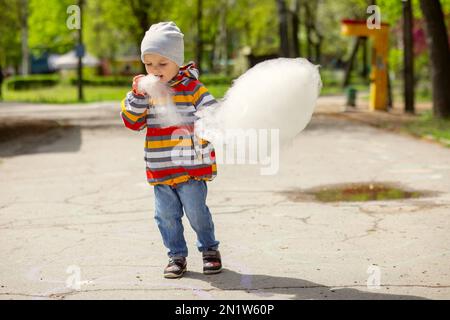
[{"x1": 0, "y1": 100, "x2": 449, "y2": 300}]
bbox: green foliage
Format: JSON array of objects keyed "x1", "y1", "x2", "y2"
[
  {"x1": 403, "y1": 111, "x2": 450, "y2": 147},
  {"x1": 3, "y1": 72, "x2": 232, "y2": 91},
  {"x1": 84, "y1": 0, "x2": 140, "y2": 60},
  {"x1": 84, "y1": 0, "x2": 183, "y2": 60},
  {"x1": 201, "y1": 74, "x2": 234, "y2": 85},
  {"x1": 318, "y1": 0, "x2": 370, "y2": 57},
  {"x1": 414, "y1": 52, "x2": 432, "y2": 98},
  {"x1": 2, "y1": 84, "x2": 129, "y2": 103},
  {"x1": 388, "y1": 48, "x2": 403, "y2": 76},
  {"x1": 4, "y1": 74, "x2": 59, "y2": 90},
  {"x1": 0, "y1": 0, "x2": 21, "y2": 67},
  {"x1": 207, "y1": 84, "x2": 229, "y2": 99},
  {"x1": 319, "y1": 68, "x2": 370, "y2": 96},
  {"x1": 69, "y1": 76, "x2": 132, "y2": 87},
  {"x1": 238, "y1": 0, "x2": 279, "y2": 55},
  {"x1": 28, "y1": 0, "x2": 76, "y2": 55},
  {"x1": 2, "y1": 83, "x2": 229, "y2": 103}
]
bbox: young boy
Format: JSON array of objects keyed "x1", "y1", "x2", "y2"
[{"x1": 120, "y1": 21, "x2": 221, "y2": 279}]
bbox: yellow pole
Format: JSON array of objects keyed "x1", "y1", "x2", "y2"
[
  {"x1": 341, "y1": 20, "x2": 390, "y2": 111},
  {"x1": 370, "y1": 32, "x2": 389, "y2": 110}
]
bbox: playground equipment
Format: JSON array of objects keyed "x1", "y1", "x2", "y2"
[{"x1": 341, "y1": 19, "x2": 390, "y2": 111}]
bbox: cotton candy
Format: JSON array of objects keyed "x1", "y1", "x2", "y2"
[
  {"x1": 138, "y1": 74, "x2": 183, "y2": 127},
  {"x1": 194, "y1": 58, "x2": 322, "y2": 144}
]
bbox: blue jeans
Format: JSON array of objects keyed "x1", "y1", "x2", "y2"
[{"x1": 153, "y1": 179, "x2": 219, "y2": 258}]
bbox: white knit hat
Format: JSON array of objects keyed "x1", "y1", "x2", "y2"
[{"x1": 140, "y1": 21, "x2": 184, "y2": 66}]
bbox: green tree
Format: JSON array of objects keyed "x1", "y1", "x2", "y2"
[
  {"x1": 84, "y1": 0, "x2": 140, "y2": 61},
  {"x1": 28, "y1": 0, "x2": 75, "y2": 54},
  {"x1": 0, "y1": 0, "x2": 21, "y2": 72},
  {"x1": 419, "y1": 0, "x2": 450, "y2": 118}
]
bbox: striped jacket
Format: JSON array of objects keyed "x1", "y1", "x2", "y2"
[{"x1": 120, "y1": 62, "x2": 217, "y2": 186}]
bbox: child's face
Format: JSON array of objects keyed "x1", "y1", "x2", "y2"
[{"x1": 143, "y1": 53, "x2": 179, "y2": 83}]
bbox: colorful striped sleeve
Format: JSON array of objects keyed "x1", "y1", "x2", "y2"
[
  {"x1": 192, "y1": 81, "x2": 217, "y2": 112},
  {"x1": 120, "y1": 91, "x2": 148, "y2": 131}
]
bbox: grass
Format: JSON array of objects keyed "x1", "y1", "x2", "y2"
[
  {"x1": 0, "y1": 68, "x2": 369, "y2": 102},
  {"x1": 1, "y1": 83, "x2": 230, "y2": 104},
  {"x1": 0, "y1": 68, "x2": 367, "y2": 103},
  {"x1": 358, "y1": 86, "x2": 433, "y2": 103},
  {"x1": 207, "y1": 84, "x2": 229, "y2": 100},
  {"x1": 402, "y1": 111, "x2": 450, "y2": 148},
  {"x1": 1, "y1": 82, "x2": 367, "y2": 103},
  {"x1": 2, "y1": 85, "x2": 130, "y2": 104},
  {"x1": 319, "y1": 68, "x2": 371, "y2": 96},
  {"x1": 320, "y1": 83, "x2": 369, "y2": 96}
]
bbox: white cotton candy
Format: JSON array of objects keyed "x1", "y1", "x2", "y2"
[
  {"x1": 194, "y1": 58, "x2": 322, "y2": 144},
  {"x1": 138, "y1": 74, "x2": 183, "y2": 127}
]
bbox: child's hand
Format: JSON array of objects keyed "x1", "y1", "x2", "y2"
[{"x1": 132, "y1": 74, "x2": 147, "y2": 96}]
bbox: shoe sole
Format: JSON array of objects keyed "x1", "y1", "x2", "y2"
[
  {"x1": 164, "y1": 266, "x2": 187, "y2": 279},
  {"x1": 203, "y1": 267, "x2": 222, "y2": 275}
]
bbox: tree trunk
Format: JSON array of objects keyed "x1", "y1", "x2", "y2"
[
  {"x1": 0, "y1": 64, "x2": 4, "y2": 100},
  {"x1": 314, "y1": 39, "x2": 320, "y2": 64},
  {"x1": 314, "y1": 32, "x2": 323, "y2": 64},
  {"x1": 387, "y1": 63, "x2": 393, "y2": 109},
  {"x1": 343, "y1": 37, "x2": 361, "y2": 88},
  {"x1": 209, "y1": 40, "x2": 216, "y2": 73},
  {"x1": 303, "y1": 2, "x2": 312, "y2": 61},
  {"x1": 290, "y1": 0, "x2": 301, "y2": 57},
  {"x1": 360, "y1": 37, "x2": 369, "y2": 79},
  {"x1": 403, "y1": 0, "x2": 415, "y2": 114},
  {"x1": 419, "y1": 0, "x2": 450, "y2": 118},
  {"x1": 128, "y1": 0, "x2": 152, "y2": 73},
  {"x1": 276, "y1": 0, "x2": 290, "y2": 57},
  {"x1": 213, "y1": 1, "x2": 228, "y2": 74},
  {"x1": 196, "y1": 0, "x2": 203, "y2": 73},
  {"x1": 19, "y1": 0, "x2": 29, "y2": 75},
  {"x1": 128, "y1": 0, "x2": 152, "y2": 47}
]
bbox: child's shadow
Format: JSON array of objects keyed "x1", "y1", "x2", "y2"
[{"x1": 185, "y1": 269, "x2": 427, "y2": 300}]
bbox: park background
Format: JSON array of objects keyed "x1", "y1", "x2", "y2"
[
  {"x1": 1, "y1": 0, "x2": 449, "y2": 144},
  {"x1": 0, "y1": 0, "x2": 450, "y2": 300}
]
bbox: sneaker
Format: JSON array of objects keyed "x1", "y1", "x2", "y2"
[
  {"x1": 164, "y1": 256, "x2": 187, "y2": 279},
  {"x1": 202, "y1": 250, "x2": 222, "y2": 275}
]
